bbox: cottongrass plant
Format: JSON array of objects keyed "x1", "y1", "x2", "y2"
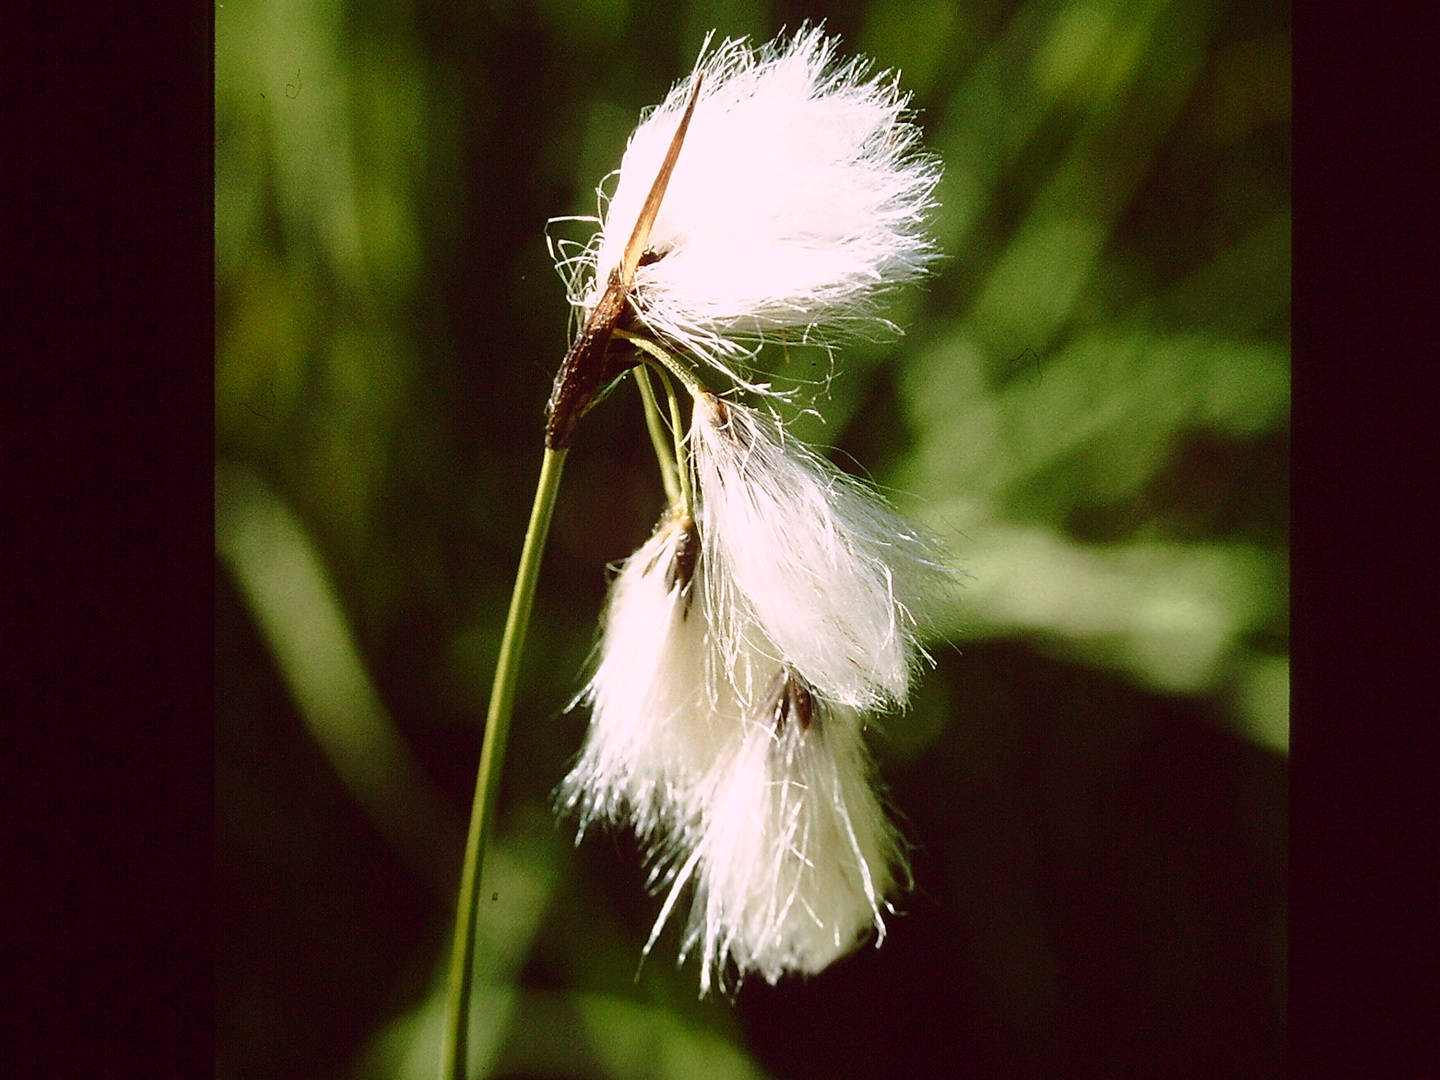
[{"x1": 444, "y1": 26, "x2": 947, "y2": 1073}]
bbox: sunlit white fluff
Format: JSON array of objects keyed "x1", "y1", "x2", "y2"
[
  {"x1": 560, "y1": 504, "x2": 914, "y2": 995},
  {"x1": 554, "y1": 26, "x2": 941, "y2": 382},
  {"x1": 662, "y1": 668, "x2": 907, "y2": 995},
  {"x1": 690, "y1": 391, "x2": 950, "y2": 712},
  {"x1": 557, "y1": 512, "x2": 725, "y2": 853}
]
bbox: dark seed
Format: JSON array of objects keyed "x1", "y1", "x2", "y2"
[
  {"x1": 666, "y1": 517, "x2": 699, "y2": 617},
  {"x1": 767, "y1": 667, "x2": 818, "y2": 735}
]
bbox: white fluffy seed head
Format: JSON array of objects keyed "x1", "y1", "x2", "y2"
[
  {"x1": 691, "y1": 392, "x2": 952, "y2": 712},
  {"x1": 669, "y1": 670, "x2": 907, "y2": 996},
  {"x1": 558, "y1": 512, "x2": 729, "y2": 851},
  {"x1": 556, "y1": 26, "x2": 942, "y2": 383}
]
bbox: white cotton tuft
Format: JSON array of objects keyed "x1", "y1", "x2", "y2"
[
  {"x1": 691, "y1": 392, "x2": 951, "y2": 712},
  {"x1": 559, "y1": 26, "x2": 942, "y2": 380},
  {"x1": 660, "y1": 668, "x2": 906, "y2": 996},
  {"x1": 557, "y1": 512, "x2": 729, "y2": 853}
]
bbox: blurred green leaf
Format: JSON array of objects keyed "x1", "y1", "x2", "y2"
[
  {"x1": 218, "y1": 0, "x2": 1288, "y2": 1075},
  {"x1": 216, "y1": 458, "x2": 464, "y2": 891}
]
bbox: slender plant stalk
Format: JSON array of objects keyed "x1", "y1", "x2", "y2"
[
  {"x1": 614, "y1": 328, "x2": 706, "y2": 396},
  {"x1": 440, "y1": 446, "x2": 568, "y2": 1080},
  {"x1": 438, "y1": 85, "x2": 701, "y2": 1073},
  {"x1": 655, "y1": 365, "x2": 694, "y2": 517},
  {"x1": 634, "y1": 366, "x2": 681, "y2": 506},
  {"x1": 618, "y1": 333, "x2": 700, "y2": 519}
]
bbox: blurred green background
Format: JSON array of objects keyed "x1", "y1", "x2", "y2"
[{"x1": 216, "y1": 1, "x2": 1288, "y2": 1077}]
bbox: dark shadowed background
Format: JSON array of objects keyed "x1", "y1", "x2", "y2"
[{"x1": 216, "y1": 1, "x2": 1288, "y2": 1077}]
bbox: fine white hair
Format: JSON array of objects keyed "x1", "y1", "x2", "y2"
[
  {"x1": 691, "y1": 392, "x2": 951, "y2": 712},
  {"x1": 555, "y1": 26, "x2": 942, "y2": 385},
  {"x1": 669, "y1": 675, "x2": 906, "y2": 995},
  {"x1": 558, "y1": 512, "x2": 720, "y2": 854}
]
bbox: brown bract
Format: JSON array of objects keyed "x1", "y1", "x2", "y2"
[
  {"x1": 544, "y1": 73, "x2": 703, "y2": 450},
  {"x1": 543, "y1": 270, "x2": 632, "y2": 449}
]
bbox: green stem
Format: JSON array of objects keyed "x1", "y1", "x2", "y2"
[
  {"x1": 654, "y1": 365, "x2": 694, "y2": 518},
  {"x1": 633, "y1": 365, "x2": 681, "y2": 506},
  {"x1": 440, "y1": 446, "x2": 568, "y2": 1080},
  {"x1": 614, "y1": 329, "x2": 706, "y2": 396}
]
